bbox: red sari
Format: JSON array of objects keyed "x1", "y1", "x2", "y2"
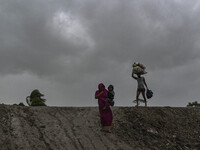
[{"x1": 95, "y1": 83, "x2": 113, "y2": 126}]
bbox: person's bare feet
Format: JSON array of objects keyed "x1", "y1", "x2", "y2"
[
  {"x1": 100, "y1": 129, "x2": 103, "y2": 132},
  {"x1": 100, "y1": 126, "x2": 105, "y2": 132}
]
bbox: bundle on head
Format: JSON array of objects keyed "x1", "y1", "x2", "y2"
[{"x1": 132, "y1": 62, "x2": 147, "y2": 75}]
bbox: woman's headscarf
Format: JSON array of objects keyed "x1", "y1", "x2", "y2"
[{"x1": 98, "y1": 83, "x2": 105, "y2": 90}]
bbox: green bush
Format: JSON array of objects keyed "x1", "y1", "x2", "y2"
[
  {"x1": 31, "y1": 97, "x2": 46, "y2": 106},
  {"x1": 187, "y1": 101, "x2": 200, "y2": 107},
  {"x1": 26, "y1": 89, "x2": 47, "y2": 106}
]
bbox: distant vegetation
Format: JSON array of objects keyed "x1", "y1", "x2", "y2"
[
  {"x1": 187, "y1": 101, "x2": 200, "y2": 107},
  {"x1": 26, "y1": 89, "x2": 46, "y2": 106}
]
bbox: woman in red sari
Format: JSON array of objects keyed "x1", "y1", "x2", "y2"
[{"x1": 95, "y1": 83, "x2": 113, "y2": 132}]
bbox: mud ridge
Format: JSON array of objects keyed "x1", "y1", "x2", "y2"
[{"x1": 0, "y1": 105, "x2": 200, "y2": 150}]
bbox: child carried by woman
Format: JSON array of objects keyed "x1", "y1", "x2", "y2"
[{"x1": 103, "y1": 85, "x2": 115, "y2": 109}]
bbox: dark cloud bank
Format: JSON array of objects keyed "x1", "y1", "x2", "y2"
[{"x1": 0, "y1": 0, "x2": 200, "y2": 106}]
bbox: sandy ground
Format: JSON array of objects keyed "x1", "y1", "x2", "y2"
[{"x1": 0, "y1": 104, "x2": 200, "y2": 150}]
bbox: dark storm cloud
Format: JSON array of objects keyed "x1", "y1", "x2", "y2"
[
  {"x1": 83, "y1": 0, "x2": 200, "y2": 70},
  {"x1": 0, "y1": 0, "x2": 92, "y2": 76},
  {"x1": 0, "y1": 0, "x2": 200, "y2": 106}
]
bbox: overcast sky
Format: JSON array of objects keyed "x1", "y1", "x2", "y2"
[{"x1": 0, "y1": 0, "x2": 200, "y2": 107}]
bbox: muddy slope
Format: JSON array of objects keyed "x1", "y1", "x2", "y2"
[{"x1": 0, "y1": 104, "x2": 200, "y2": 150}]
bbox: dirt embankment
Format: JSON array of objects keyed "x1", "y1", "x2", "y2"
[{"x1": 0, "y1": 104, "x2": 200, "y2": 150}]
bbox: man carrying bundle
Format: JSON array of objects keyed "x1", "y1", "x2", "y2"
[{"x1": 132, "y1": 62, "x2": 149, "y2": 107}]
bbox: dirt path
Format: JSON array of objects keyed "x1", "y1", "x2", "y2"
[{"x1": 0, "y1": 105, "x2": 200, "y2": 150}]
